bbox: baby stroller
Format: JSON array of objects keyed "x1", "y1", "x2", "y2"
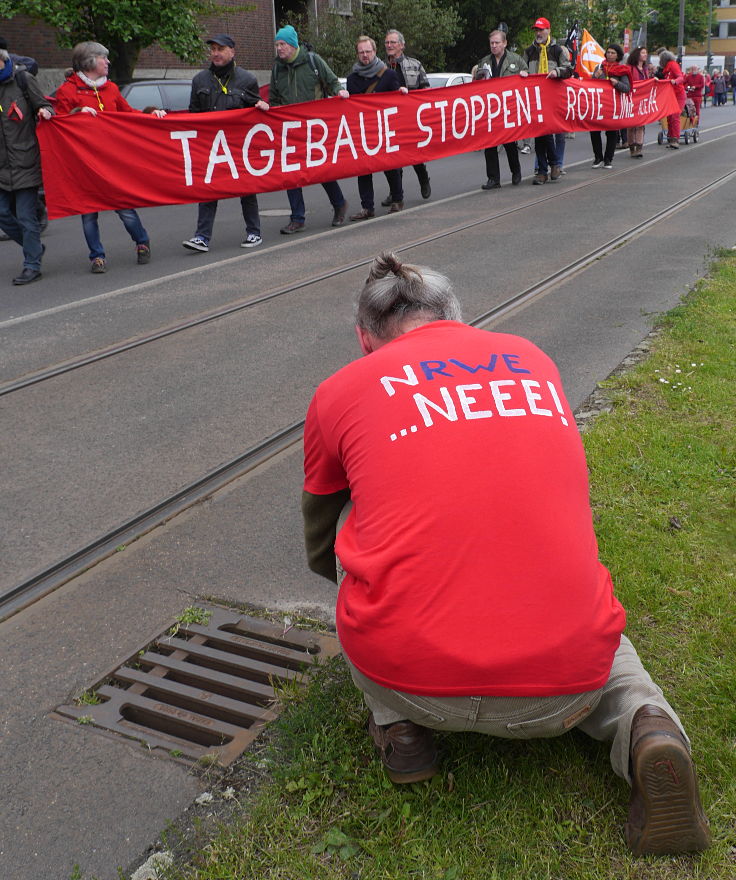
[{"x1": 658, "y1": 99, "x2": 699, "y2": 145}]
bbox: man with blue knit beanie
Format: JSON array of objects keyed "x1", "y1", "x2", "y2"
[{"x1": 270, "y1": 25, "x2": 349, "y2": 234}]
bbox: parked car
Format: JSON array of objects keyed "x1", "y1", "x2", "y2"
[
  {"x1": 119, "y1": 79, "x2": 193, "y2": 112},
  {"x1": 426, "y1": 72, "x2": 473, "y2": 88}
]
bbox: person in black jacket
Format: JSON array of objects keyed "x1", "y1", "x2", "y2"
[
  {"x1": 182, "y1": 35, "x2": 269, "y2": 253},
  {"x1": 347, "y1": 36, "x2": 406, "y2": 221},
  {"x1": 0, "y1": 48, "x2": 53, "y2": 284}
]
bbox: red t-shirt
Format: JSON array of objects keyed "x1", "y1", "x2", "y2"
[{"x1": 303, "y1": 322, "x2": 625, "y2": 696}]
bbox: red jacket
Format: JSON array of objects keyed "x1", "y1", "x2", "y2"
[
  {"x1": 54, "y1": 75, "x2": 135, "y2": 115},
  {"x1": 662, "y1": 60, "x2": 686, "y2": 105}
]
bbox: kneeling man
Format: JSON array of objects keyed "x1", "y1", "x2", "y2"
[{"x1": 302, "y1": 253, "x2": 710, "y2": 856}]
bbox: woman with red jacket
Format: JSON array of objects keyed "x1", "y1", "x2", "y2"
[
  {"x1": 589, "y1": 45, "x2": 631, "y2": 168},
  {"x1": 54, "y1": 41, "x2": 165, "y2": 273},
  {"x1": 658, "y1": 51, "x2": 686, "y2": 149},
  {"x1": 684, "y1": 65, "x2": 705, "y2": 119}
]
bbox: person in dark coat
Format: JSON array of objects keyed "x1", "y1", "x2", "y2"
[
  {"x1": 0, "y1": 48, "x2": 53, "y2": 285},
  {"x1": 182, "y1": 34, "x2": 270, "y2": 253},
  {"x1": 346, "y1": 36, "x2": 406, "y2": 220}
]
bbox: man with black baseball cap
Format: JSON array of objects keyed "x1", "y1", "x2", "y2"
[{"x1": 182, "y1": 34, "x2": 269, "y2": 253}]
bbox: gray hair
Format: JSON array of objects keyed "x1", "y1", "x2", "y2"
[
  {"x1": 72, "y1": 41, "x2": 109, "y2": 73},
  {"x1": 356, "y1": 252, "x2": 462, "y2": 340},
  {"x1": 659, "y1": 50, "x2": 676, "y2": 64},
  {"x1": 0, "y1": 49, "x2": 9, "y2": 63},
  {"x1": 385, "y1": 29, "x2": 405, "y2": 46}
]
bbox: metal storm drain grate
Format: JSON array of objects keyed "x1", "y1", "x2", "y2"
[{"x1": 54, "y1": 607, "x2": 340, "y2": 765}]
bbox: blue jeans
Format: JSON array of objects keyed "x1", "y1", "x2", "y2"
[
  {"x1": 195, "y1": 195, "x2": 260, "y2": 243},
  {"x1": 286, "y1": 180, "x2": 345, "y2": 224},
  {"x1": 81, "y1": 209, "x2": 148, "y2": 260},
  {"x1": 0, "y1": 187, "x2": 43, "y2": 271}
]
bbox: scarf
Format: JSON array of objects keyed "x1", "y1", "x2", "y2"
[
  {"x1": 210, "y1": 59, "x2": 235, "y2": 93},
  {"x1": 602, "y1": 60, "x2": 630, "y2": 79},
  {"x1": 77, "y1": 70, "x2": 108, "y2": 89},
  {"x1": 537, "y1": 36, "x2": 550, "y2": 74},
  {"x1": 352, "y1": 56, "x2": 385, "y2": 79},
  {"x1": 0, "y1": 57, "x2": 13, "y2": 84}
]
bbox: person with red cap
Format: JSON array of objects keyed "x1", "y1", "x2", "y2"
[{"x1": 522, "y1": 17, "x2": 572, "y2": 184}]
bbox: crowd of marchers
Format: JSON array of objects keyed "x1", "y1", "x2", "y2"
[{"x1": 1, "y1": 19, "x2": 733, "y2": 285}]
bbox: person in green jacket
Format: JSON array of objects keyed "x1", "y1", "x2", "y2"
[
  {"x1": 473, "y1": 29, "x2": 528, "y2": 189},
  {"x1": 269, "y1": 25, "x2": 349, "y2": 234}
]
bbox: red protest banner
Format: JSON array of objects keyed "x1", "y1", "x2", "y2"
[{"x1": 38, "y1": 75, "x2": 678, "y2": 219}]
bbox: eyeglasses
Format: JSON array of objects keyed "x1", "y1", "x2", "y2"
[{"x1": 384, "y1": 40, "x2": 400, "y2": 45}]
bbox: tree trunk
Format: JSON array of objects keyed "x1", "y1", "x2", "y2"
[{"x1": 108, "y1": 38, "x2": 142, "y2": 82}]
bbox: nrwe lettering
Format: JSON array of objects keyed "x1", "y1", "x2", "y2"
[{"x1": 380, "y1": 354, "x2": 530, "y2": 396}]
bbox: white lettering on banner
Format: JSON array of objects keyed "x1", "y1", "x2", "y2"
[
  {"x1": 170, "y1": 131, "x2": 198, "y2": 186},
  {"x1": 388, "y1": 379, "x2": 570, "y2": 440},
  {"x1": 384, "y1": 107, "x2": 400, "y2": 152},
  {"x1": 306, "y1": 118, "x2": 328, "y2": 167},
  {"x1": 452, "y1": 99, "x2": 470, "y2": 139},
  {"x1": 281, "y1": 120, "x2": 302, "y2": 172},
  {"x1": 416, "y1": 102, "x2": 433, "y2": 147},
  {"x1": 564, "y1": 86, "x2": 605, "y2": 122},
  {"x1": 359, "y1": 111, "x2": 383, "y2": 156},
  {"x1": 470, "y1": 95, "x2": 485, "y2": 134},
  {"x1": 205, "y1": 129, "x2": 239, "y2": 183},
  {"x1": 242, "y1": 123, "x2": 275, "y2": 176},
  {"x1": 332, "y1": 115, "x2": 358, "y2": 161},
  {"x1": 612, "y1": 89, "x2": 634, "y2": 119},
  {"x1": 636, "y1": 87, "x2": 659, "y2": 115}
]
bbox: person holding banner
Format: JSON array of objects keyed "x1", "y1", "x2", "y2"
[
  {"x1": 346, "y1": 37, "x2": 406, "y2": 220},
  {"x1": 522, "y1": 17, "x2": 572, "y2": 185},
  {"x1": 269, "y1": 25, "x2": 349, "y2": 235},
  {"x1": 0, "y1": 47, "x2": 53, "y2": 285},
  {"x1": 182, "y1": 34, "x2": 269, "y2": 253},
  {"x1": 54, "y1": 42, "x2": 166, "y2": 273},
  {"x1": 590, "y1": 45, "x2": 631, "y2": 169},
  {"x1": 473, "y1": 30, "x2": 528, "y2": 189}
]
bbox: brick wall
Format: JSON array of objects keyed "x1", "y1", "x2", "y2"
[{"x1": 0, "y1": 1, "x2": 276, "y2": 85}]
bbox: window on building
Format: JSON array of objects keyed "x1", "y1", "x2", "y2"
[
  {"x1": 727, "y1": 21, "x2": 736, "y2": 35},
  {"x1": 329, "y1": 0, "x2": 352, "y2": 14}
]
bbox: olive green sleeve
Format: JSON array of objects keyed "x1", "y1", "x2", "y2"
[{"x1": 301, "y1": 488, "x2": 351, "y2": 583}]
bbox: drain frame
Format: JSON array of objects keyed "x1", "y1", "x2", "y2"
[{"x1": 53, "y1": 607, "x2": 340, "y2": 765}]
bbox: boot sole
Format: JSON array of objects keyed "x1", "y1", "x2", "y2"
[
  {"x1": 626, "y1": 735, "x2": 710, "y2": 855},
  {"x1": 384, "y1": 762, "x2": 440, "y2": 784}
]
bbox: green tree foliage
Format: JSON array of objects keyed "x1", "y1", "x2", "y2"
[
  {"x1": 289, "y1": 0, "x2": 463, "y2": 77},
  {"x1": 0, "y1": 0, "x2": 253, "y2": 81}
]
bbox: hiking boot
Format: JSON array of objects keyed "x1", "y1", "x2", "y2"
[
  {"x1": 380, "y1": 194, "x2": 393, "y2": 207},
  {"x1": 90, "y1": 257, "x2": 107, "y2": 273},
  {"x1": 332, "y1": 201, "x2": 348, "y2": 227},
  {"x1": 625, "y1": 705, "x2": 710, "y2": 856},
  {"x1": 481, "y1": 178, "x2": 501, "y2": 190},
  {"x1": 532, "y1": 173, "x2": 548, "y2": 185},
  {"x1": 550, "y1": 164, "x2": 562, "y2": 180},
  {"x1": 280, "y1": 221, "x2": 305, "y2": 235},
  {"x1": 136, "y1": 243, "x2": 151, "y2": 264},
  {"x1": 388, "y1": 201, "x2": 404, "y2": 213},
  {"x1": 350, "y1": 208, "x2": 375, "y2": 222},
  {"x1": 367, "y1": 714, "x2": 439, "y2": 784}
]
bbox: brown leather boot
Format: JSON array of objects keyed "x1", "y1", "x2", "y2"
[
  {"x1": 625, "y1": 705, "x2": 710, "y2": 855},
  {"x1": 367, "y1": 714, "x2": 439, "y2": 783}
]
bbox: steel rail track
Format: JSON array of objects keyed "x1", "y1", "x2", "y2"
[
  {"x1": 2, "y1": 158, "x2": 735, "y2": 623},
  {"x1": 2, "y1": 125, "x2": 734, "y2": 399}
]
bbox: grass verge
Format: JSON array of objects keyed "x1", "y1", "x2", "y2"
[{"x1": 165, "y1": 253, "x2": 736, "y2": 880}]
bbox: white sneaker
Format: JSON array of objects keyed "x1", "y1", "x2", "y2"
[
  {"x1": 603, "y1": 162, "x2": 613, "y2": 169},
  {"x1": 519, "y1": 145, "x2": 531, "y2": 154},
  {"x1": 183, "y1": 236, "x2": 209, "y2": 252},
  {"x1": 241, "y1": 234, "x2": 263, "y2": 248},
  {"x1": 592, "y1": 160, "x2": 604, "y2": 169}
]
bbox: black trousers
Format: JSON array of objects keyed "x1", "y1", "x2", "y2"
[
  {"x1": 484, "y1": 142, "x2": 521, "y2": 182},
  {"x1": 590, "y1": 130, "x2": 617, "y2": 164}
]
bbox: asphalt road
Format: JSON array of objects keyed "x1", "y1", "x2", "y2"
[{"x1": 1, "y1": 107, "x2": 735, "y2": 880}]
